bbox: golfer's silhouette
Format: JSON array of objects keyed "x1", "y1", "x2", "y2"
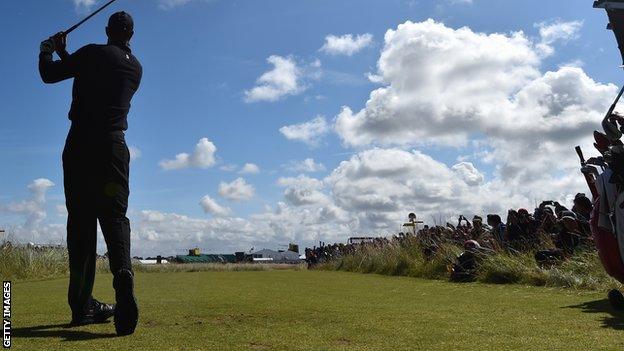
[{"x1": 38, "y1": 11, "x2": 142, "y2": 336}]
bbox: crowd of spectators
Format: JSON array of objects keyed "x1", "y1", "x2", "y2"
[{"x1": 305, "y1": 193, "x2": 595, "y2": 274}]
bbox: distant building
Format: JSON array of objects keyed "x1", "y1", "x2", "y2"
[
  {"x1": 175, "y1": 254, "x2": 237, "y2": 264},
  {"x1": 139, "y1": 258, "x2": 169, "y2": 265},
  {"x1": 138, "y1": 255, "x2": 169, "y2": 265},
  {"x1": 288, "y1": 243, "x2": 299, "y2": 253},
  {"x1": 250, "y1": 249, "x2": 301, "y2": 263}
]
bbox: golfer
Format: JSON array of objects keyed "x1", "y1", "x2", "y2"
[{"x1": 38, "y1": 11, "x2": 142, "y2": 336}]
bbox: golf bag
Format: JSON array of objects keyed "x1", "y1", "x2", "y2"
[
  {"x1": 590, "y1": 171, "x2": 624, "y2": 284},
  {"x1": 586, "y1": 1, "x2": 624, "y2": 285}
]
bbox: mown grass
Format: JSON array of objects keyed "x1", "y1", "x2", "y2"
[
  {"x1": 11, "y1": 270, "x2": 624, "y2": 350},
  {"x1": 319, "y1": 239, "x2": 622, "y2": 291},
  {"x1": 0, "y1": 244, "x2": 302, "y2": 282}
]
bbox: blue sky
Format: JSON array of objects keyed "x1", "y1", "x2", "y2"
[{"x1": 0, "y1": 0, "x2": 621, "y2": 256}]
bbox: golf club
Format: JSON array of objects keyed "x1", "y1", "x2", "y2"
[
  {"x1": 65, "y1": 0, "x2": 119, "y2": 35},
  {"x1": 40, "y1": 0, "x2": 120, "y2": 55},
  {"x1": 602, "y1": 84, "x2": 624, "y2": 141}
]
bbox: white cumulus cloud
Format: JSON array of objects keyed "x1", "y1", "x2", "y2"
[
  {"x1": 334, "y1": 19, "x2": 614, "y2": 187},
  {"x1": 320, "y1": 33, "x2": 373, "y2": 56},
  {"x1": 239, "y1": 163, "x2": 260, "y2": 175},
  {"x1": 159, "y1": 138, "x2": 217, "y2": 170},
  {"x1": 218, "y1": 178, "x2": 255, "y2": 201},
  {"x1": 129, "y1": 146, "x2": 142, "y2": 160},
  {"x1": 244, "y1": 55, "x2": 304, "y2": 102},
  {"x1": 452, "y1": 162, "x2": 484, "y2": 186},
  {"x1": 219, "y1": 164, "x2": 237, "y2": 172},
  {"x1": 325, "y1": 148, "x2": 542, "y2": 228},
  {"x1": 285, "y1": 158, "x2": 326, "y2": 173},
  {"x1": 199, "y1": 195, "x2": 232, "y2": 217},
  {"x1": 71, "y1": 0, "x2": 97, "y2": 12},
  {"x1": 133, "y1": 210, "x2": 259, "y2": 255},
  {"x1": 278, "y1": 175, "x2": 328, "y2": 206},
  {"x1": 279, "y1": 116, "x2": 330, "y2": 147},
  {"x1": 2, "y1": 178, "x2": 55, "y2": 229},
  {"x1": 536, "y1": 20, "x2": 584, "y2": 56}
]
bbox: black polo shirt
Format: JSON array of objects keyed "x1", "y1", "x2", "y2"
[{"x1": 39, "y1": 42, "x2": 142, "y2": 132}]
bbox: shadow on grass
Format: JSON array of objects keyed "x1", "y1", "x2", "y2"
[
  {"x1": 565, "y1": 298, "x2": 624, "y2": 330},
  {"x1": 13, "y1": 322, "x2": 117, "y2": 341}
]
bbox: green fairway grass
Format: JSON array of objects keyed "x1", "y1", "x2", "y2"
[{"x1": 10, "y1": 270, "x2": 624, "y2": 350}]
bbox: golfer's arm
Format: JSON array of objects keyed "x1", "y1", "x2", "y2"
[
  {"x1": 38, "y1": 52, "x2": 74, "y2": 84},
  {"x1": 58, "y1": 49, "x2": 70, "y2": 61}
]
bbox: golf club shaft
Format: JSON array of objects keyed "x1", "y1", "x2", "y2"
[
  {"x1": 65, "y1": 0, "x2": 118, "y2": 35},
  {"x1": 605, "y1": 84, "x2": 624, "y2": 121}
]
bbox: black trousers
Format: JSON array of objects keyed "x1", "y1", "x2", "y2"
[{"x1": 63, "y1": 127, "x2": 132, "y2": 317}]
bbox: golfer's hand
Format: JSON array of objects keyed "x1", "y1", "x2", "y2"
[
  {"x1": 51, "y1": 32, "x2": 67, "y2": 53},
  {"x1": 40, "y1": 38, "x2": 55, "y2": 54}
]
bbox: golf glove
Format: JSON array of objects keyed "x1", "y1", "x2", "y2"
[{"x1": 40, "y1": 39, "x2": 55, "y2": 54}]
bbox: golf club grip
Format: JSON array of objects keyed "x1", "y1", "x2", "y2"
[
  {"x1": 575, "y1": 146, "x2": 585, "y2": 164},
  {"x1": 575, "y1": 145, "x2": 598, "y2": 198},
  {"x1": 65, "y1": 0, "x2": 118, "y2": 35}
]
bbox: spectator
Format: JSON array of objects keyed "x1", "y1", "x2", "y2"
[
  {"x1": 505, "y1": 209, "x2": 524, "y2": 246},
  {"x1": 469, "y1": 215, "x2": 496, "y2": 249},
  {"x1": 572, "y1": 193, "x2": 593, "y2": 221},
  {"x1": 555, "y1": 211, "x2": 582, "y2": 255},
  {"x1": 487, "y1": 214, "x2": 506, "y2": 247}
]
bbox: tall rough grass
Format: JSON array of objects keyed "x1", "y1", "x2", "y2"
[
  {"x1": 320, "y1": 237, "x2": 460, "y2": 280},
  {"x1": 319, "y1": 238, "x2": 622, "y2": 291},
  {"x1": 0, "y1": 244, "x2": 69, "y2": 281},
  {"x1": 476, "y1": 250, "x2": 620, "y2": 290}
]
